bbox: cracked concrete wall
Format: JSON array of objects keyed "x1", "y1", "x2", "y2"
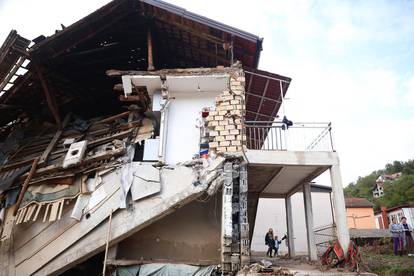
[{"x1": 116, "y1": 193, "x2": 222, "y2": 264}]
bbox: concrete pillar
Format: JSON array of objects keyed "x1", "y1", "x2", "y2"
[
  {"x1": 239, "y1": 163, "x2": 250, "y2": 266},
  {"x1": 303, "y1": 183, "x2": 317, "y2": 261},
  {"x1": 285, "y1": 196, "x2": 295, "y2": 257},
  {"x1": 330, "y1": 164, "x2": 350, "y2": 254},
  {"x1": 221, "y1": 162, "x2": 233, "y2": 272}
]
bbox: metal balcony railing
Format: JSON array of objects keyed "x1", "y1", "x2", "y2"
[{"x1": 245, "y1": 121, "x2": 334, "y2": 151}]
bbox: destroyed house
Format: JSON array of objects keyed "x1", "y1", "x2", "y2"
[{"x1": 0, "y1": 0, "x2": 350, "y2": 275}]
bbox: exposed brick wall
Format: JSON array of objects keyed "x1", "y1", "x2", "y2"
[{"x1": 207, "y1": 68, "x2": 246, "y2": 154}]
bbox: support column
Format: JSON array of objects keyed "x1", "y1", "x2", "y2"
[
  {"x1": 330, "y1": 164, "x2": 350, "y2": 254},
  {"x1": 158, "y1": 80, "x2": 169, "y2": 163},
  {"x1": 221, "y1": 162, "x2": 233, "y2": 272},
  {"x1": 285, "y1": 196, "x2": 295, "y2": 257},
  {"x1": 147, "y1": 28, "x2": 154, "y2": 71},
  {"x1": 239, "y1": 163, "x2": 250, "y2": 267},
  {"x1": 303, "y1": 183, "x2": 317, "y2": 261}
]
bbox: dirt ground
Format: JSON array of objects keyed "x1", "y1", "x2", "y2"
[
  {"x1": 249, "y1": 252, "x2": 374, "y2": 275},
  {"x1": 251, "y1": 245, "x2": 414, "y2": 276},
  {"x1": 360, "y1": 244, "x2": 414, "y2": 276}
]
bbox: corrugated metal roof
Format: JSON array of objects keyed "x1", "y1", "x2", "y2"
[{"x1": 345, "y1": 197, "x2": 374, "y2": 208}]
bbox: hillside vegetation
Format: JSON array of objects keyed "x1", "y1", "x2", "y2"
[{"x1": 344, "y1": 160, "x2": 414, "y2": 210}]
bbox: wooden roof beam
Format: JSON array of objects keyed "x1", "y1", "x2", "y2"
[{"x1": 33, "y1": 62, "x2": 61, "y2": 127}]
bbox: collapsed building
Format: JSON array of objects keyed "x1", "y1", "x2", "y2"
[{"x1": 0, "y1": 0, "x2": 350, "y2": 275}]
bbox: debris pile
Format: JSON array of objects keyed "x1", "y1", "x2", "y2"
[{"x1": 321, "y1": 240, "x2": 362, "y2": 272}]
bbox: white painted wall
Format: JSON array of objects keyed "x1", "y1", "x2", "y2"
[
  {"x1": 402, "y1": 208, "x2": 414, "y2": 226},
  {"x1": 164, "y1": 91, "x2": 219, "y2": 164},
  {"x1": 251, "y1": 192, "x2": 333, "y2": 255}
]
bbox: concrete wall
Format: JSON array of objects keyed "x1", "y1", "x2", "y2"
[
  {"x1": 117, "y1": 193, "x2": 222, "y2": 264},
  {"x1": 402, "y1": 208, "x2": 414, "y2": 226},
  {"x1": 251, "y1": 192, "x2": 333, "y2": 255},
  {"x1": 346, "y1": 207, "x2": 376, "y2": 229},
  {"x1": 165, "y1": 91, "x2": 219, "y2": 164}
]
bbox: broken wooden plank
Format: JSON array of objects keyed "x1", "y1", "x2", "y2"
[
  {"x1": 31, "y1": 166, "x2": 207, "y2": 275},
  {"x1": 39, "y1": 113, "x2": 72, "y2": 166},
  {"x1": 15, "y1": 171, "x2": 121, "y2": 274},
  {"x1": 13, "y1": 157, "x2": 40, "y2": 216},
  {"x1": 94, "y1": 111, "x2": 130, "y2": 125},
  {"x1": 147, "y1": 28, "x2": 154, "y2": 71}
]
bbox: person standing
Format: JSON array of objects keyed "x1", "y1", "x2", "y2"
[
  {"x1": 401, "y1": 217, "x2": 414, "y2": 256},
  {"x1": 265, "y1": 228, "x2": 274, "y2": 257},
  {"x1": 273, "y1": 235, "x2": 286, "y2": 257},
  {"x1": 389, "y1": 217, "x2": 403, "y2": 256}
]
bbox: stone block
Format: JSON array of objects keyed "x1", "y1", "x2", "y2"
[
  {"x1": 230, "y1": 110, "x2": 241, "y2": 116},
  {"x1": 209, "y1": 142, "x2": 218, "y2": 148},
  {"x1": 215, "y1": 136, "x2": 225, "y2": 142},
  {"x1": 221, "y1": 95, "x2": 234, "y2": 101},
  {"x1": 220, "y1": 141, "x2": 230, "y2": 146},
  {"x1": 226, "y1": 146, "x2": 237, "y2": 152},
  {"x1": 209, "y1": 130, "x2": 219, "y2": 136},
  {"x1": 231, "y1": 140, "x2": 241, "y2": 146},
  {"x1": 229, "y1": 129, "x2": 239, "y2": 135},
  {"x1": 209, "y1": 110, "x2": 217, "y2": 116},
  {"x1": 225, "y1": 135, "x2": 236, "y2": 140}
]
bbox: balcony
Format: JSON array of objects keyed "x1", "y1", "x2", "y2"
[{"x1": 245, "y1": 121, "x2": 334, "y2": 152}]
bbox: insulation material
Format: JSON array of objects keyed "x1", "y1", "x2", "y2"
[
  {"x1": 86, "y1": 184, "x2": 106, "y2": 211},
  {"x1": 14, "y1": 177, "x2": 81, "y2": 224},
  {"x1": 130, "y1": 163, "x2": 161, "y2": 201},
  {"x1": 0, "y1": 208, "x2": 4, "y2": 224},
  {"x1": 119, "y1": 145, "x2": 136, "y2": 209},
  {"x1": 70, "y1": 194, "x2": 91, "y2": 221},
  {"x1": 20, "y1": 180, "x2": 80, "y2": 209},
  {"x1": 0, "y1": 207, "x2": 15, "y2": 241}
]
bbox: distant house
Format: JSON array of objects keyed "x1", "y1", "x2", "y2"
[
  {"x1": 375, "y1": 203, "x2": 414, "y2": 229},
  {"x1": 372, "y1": 172, "x2": 402, "y2": 198},
  {"x1": 345, "y1": 198, "x2": 376, "y2": 229}
]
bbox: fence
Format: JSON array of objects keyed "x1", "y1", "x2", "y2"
[{"x1": 245, "y1": 121, "x2": 334, "y2": 151}]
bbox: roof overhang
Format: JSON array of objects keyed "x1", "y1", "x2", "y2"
[{"x1": 244, "y1": 67, "x2": 291, "y2": 121}]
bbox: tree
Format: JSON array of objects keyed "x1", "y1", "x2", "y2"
[{"x1": 344, "y1": 160, "x2": 414, "y2": 210}]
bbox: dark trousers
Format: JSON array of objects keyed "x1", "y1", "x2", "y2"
[
  {"x1": 392, "y1": 237, "x2": 401, "y2": 255},
  {"x1": 266, "y1": 246, "x2": 273, "y2": 256}
]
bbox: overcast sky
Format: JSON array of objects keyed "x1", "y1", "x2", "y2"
[{"x1": 1, "y1": 0, "x2": 413, "y2": 185}]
